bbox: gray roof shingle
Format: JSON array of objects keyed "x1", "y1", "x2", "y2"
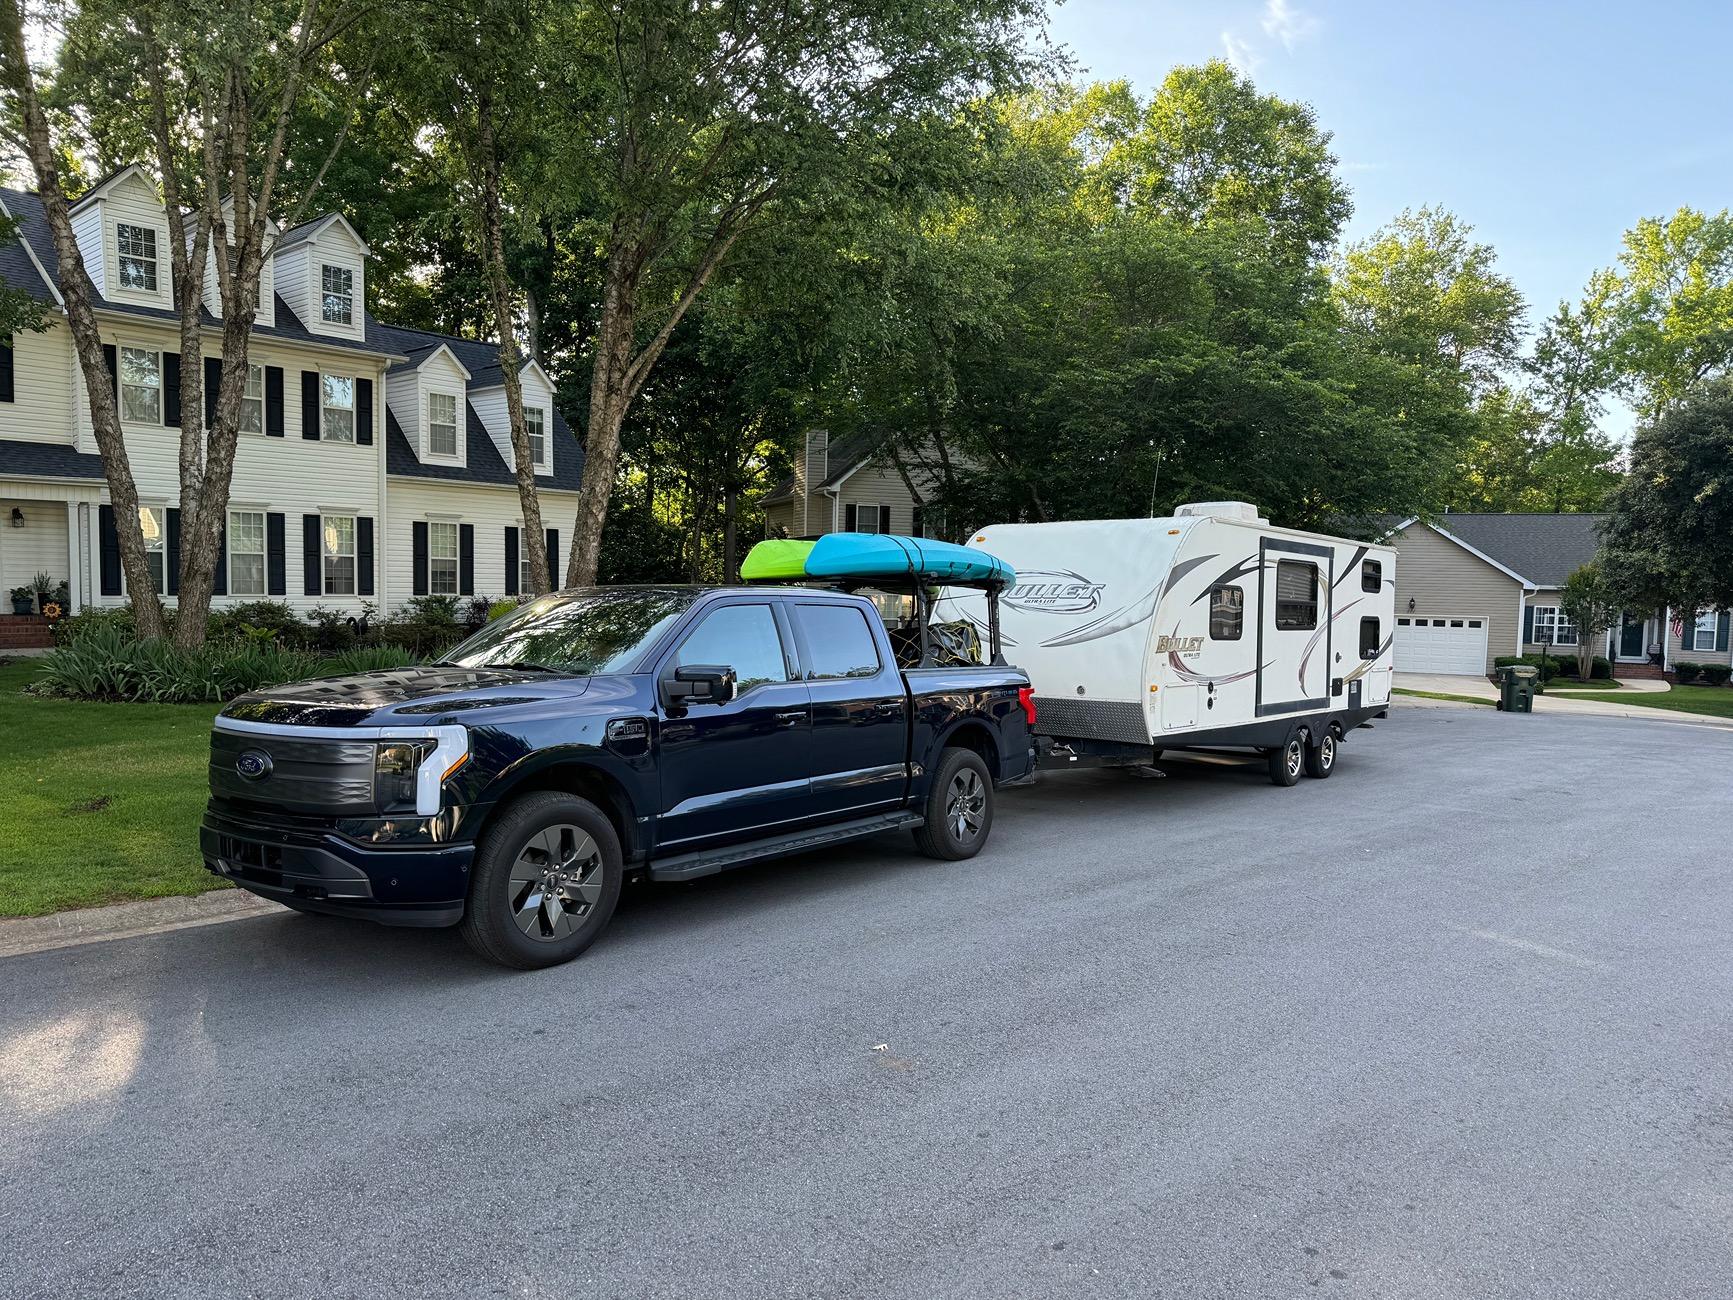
[
  {"x1": 0, "y1": 438, "x2": 107, "y2": 480},
  {"x1": 762, "y1": 429, "x2": 885, "y2": 504},
  {"x1": 1432, "y1": 513, "x2": 1608, "y2": 587}
]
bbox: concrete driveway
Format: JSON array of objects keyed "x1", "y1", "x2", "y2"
[{"x1": 4, "y1": 707, "x2": 1733, "y2": 1299}]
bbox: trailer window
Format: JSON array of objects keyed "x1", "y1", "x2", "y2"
[
  {"x1": 1362, "y1": 559, "x2": 1382, "y2": 592},
  {"x1": 793, "y1": 604, "x2": 882, "y2": 680},
  {"x1": 1208, "y1": 585, "x2": 1243, "y2": 640},
  {"x1": 1360, "y1": 616, "x2": 1381, "y2": 660},
  {"x1": 1274, "y1": 561, "x2": 1318, "y2": 630}
]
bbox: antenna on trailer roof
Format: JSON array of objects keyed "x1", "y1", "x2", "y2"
[{"x1": 1147, "y1": 445, "x2": 1164, "y2": 518}]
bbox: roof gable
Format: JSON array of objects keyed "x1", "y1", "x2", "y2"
[
  {"x1": 1398, "y1": 513, "x2": 1607, "y2": 588},
  {"x1": 275, "y1": 212, "x2": 370, "y2": 257},
  {"x1": 69, "y1": 163, "x2": 156, "y2": 213}
]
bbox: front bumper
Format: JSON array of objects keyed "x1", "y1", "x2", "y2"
[{"x1": 200, "y1": 809, "x2": 472, "y2": 928}]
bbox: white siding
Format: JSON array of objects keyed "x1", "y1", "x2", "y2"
[
  {"x1": 0, "y1": 319, "x2": 77, "y2": 446},
  {"x1": 470, "y1": 366, "x2": 554, "y2": 477},
  {"x1": 386, "y1": 349, "x2": 470, "y2": 466},
  {"x1": 0, "y1": 496, "x2": 70, "y2": 594},
  {"x1": 385, "y1": 479, "x2": 579, "y2": 612},
  {"x1": 202, "y1": 231, "x2": 275, "y2": 327},
  {"x1": 70, "y1": 199, "x2": 107, "y2": 298},
  {"x1": 275, "y1": 244, "x2": 311, "y2": 326},
  {"x1": 99, "y1": 173, "x2": 176, "y2": 313},
  {"x1": 1390, "y1": 524, "x2": 1524, "y2": 673}
]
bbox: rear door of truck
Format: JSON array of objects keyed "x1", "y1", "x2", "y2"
[{"x1": 783, "y1": 596, "x2": 910, "y2": 819}]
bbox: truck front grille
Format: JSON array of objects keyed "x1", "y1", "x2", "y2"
[{"x1": 209, "y1": 729, "x2": 377, "y2": 815}]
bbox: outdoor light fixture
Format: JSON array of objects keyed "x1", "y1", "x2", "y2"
[
  {"x1": 8, "y1": 507, "x2": 21, "y2": 528},
  {"x1": 1407, "y1": 597, "x2": 1416, "y2": 612}
]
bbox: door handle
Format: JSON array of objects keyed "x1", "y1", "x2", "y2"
[{"x1": 775, "y1": 710, "x2": 807, "y2": 727}]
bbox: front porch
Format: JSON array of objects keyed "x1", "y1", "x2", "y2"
[{"x1": 0, "y1": 490, "x2": 89, "y2": 621}]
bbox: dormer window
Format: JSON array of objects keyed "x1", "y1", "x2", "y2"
[
  {"x1": 428, "y1": 391, "x2": 459, "y2": 458},
  {"x1": 525, "y1": 407, "x2": 547, "y2": 468},
  {"x1": 320, "y1": 264, "x2": 353, "y2": 326},
  {"x1": 117, "y1": 224, "x2": 158, "y2": 291}
]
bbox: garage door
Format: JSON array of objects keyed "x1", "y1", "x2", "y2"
[{"x1": 1394, "y1": 615, "x2": 1488, "y2": 675}]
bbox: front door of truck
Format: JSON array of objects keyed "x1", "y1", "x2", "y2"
[
  {"x1": 788, "y1": 601, "x2": 909, "y2": 819},
  {"x1": 1256, "y1": 539, "x2": 1333, "y2": 719},
  {"x1": 654, "y1": 601, "x2": 812, "y2": 850}
]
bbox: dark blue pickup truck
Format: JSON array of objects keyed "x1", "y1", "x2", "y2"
[{"x1": 203, "y1": 584, "x2": 1036, "y2": 967}]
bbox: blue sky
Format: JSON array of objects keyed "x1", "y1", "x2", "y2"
[{"x1": 1048, "y1": 0, "x2": 1732, "y2": 348}]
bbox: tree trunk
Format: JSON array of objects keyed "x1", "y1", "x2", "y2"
[
  {"x1": 569, "y1": 239, "x2": 639, "y2": 587},
  {"x1": 0, "y1": 0, "x2": 166, "y2": 637},
  {"x1": 474, "y1": 93, "x2": 548, "y2": 592}
]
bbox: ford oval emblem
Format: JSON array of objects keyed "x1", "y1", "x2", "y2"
[{"x1": 235, "y1": 749, "x2": 273, "y2": 781}]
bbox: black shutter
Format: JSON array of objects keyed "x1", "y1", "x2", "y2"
[
  {"x1": 266, "y1": 512, "x2": 286, "y2": 595},
  {"x1": 358, "y1": 516, "x2": 374, "y2": 596},
  {"x1": 504, "y1": 526, "x2": 519, "y2": 595},
  {"x1": 546, "y1": 529, "x2": 559, "y2": 588},
  {"x1": 102, "y1": 344, "x2": 118, "y2": 406},
  {"x1": 163, "y1": 352, "x2": 181, "y2": 427},
  {"x1": 213, "y1": 518, "x2": 227, "y2": 596},
  {"x1": 412, "y1": 521, "x2": 429, "y2": 596},
  {"x1": 881, "y1": 504, "x2": 891, "y2": 534},
  {"x1": 0, "y1": 334, "x2": 13, "y2": 403},
  {"x1": 301, "y1": 370, "x2": 320, "y2": 440},
  {"x1": 303, "y1": 513, "x2": 321, "y2": 594},
  {"x1": 844, "y1": 503, "x2": 857, "y2": 531},
  {"x1": 356, "y1": 377, "x2": 374, "y2": 446},
  {"x1": 1719, "y1": 611, "x2": 1730, "y2": 654},
  {"x1": 166, "y1": 507, "x2": 181, "y2": 595},
  {"x1": 1523, "y1": 605, "x2": 1535, "y2": 644},
  {"x1": 265, "y1": 366, "x2": 285, "y2": 436},
  {"x1": 204, "y1": 357, "x2": 221, "y2": 428},
  {"x1": 99, "y1": 504, "x2": 121, "y2": 596},
  {"x1": 459, "y1": 523, "x2": 474, "y2": 595}
]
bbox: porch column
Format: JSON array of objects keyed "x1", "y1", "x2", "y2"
[{"x1": 65, "y1": 500, "x2": 81, "y2": 612}]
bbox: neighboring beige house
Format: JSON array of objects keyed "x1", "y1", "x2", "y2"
[
  {"x1": 1386, "y1": 513, "x2": 1730, "y2": 677},
  {"x1": 761, "y1": 429, "x2": 951, "y2": 540}
]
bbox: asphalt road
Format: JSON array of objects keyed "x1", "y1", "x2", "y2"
[{"x1": 4, "y1": 706, "x2": 1733, "y2": 1300}]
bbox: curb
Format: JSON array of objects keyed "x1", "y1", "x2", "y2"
[{"x1": 0, "y1": 888, "x2": 283, "y2": 959}]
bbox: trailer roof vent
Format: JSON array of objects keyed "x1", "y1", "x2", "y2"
[{"x1": 1174, "y1": 501, "x2": 1267, "y2": 524}]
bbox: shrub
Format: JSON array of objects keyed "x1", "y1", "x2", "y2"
[
  {"x1": 33, "y1": 625, "x2": 324, "y2": 703},
  {"x1": 208, "y1": 600, "x2": 310, "y2": 647},
  {"x1": 1674, "y1": 661, "x2": 1702, "y2": 685},
  {"x1": 376, "y1": 595, "x2": 464, "y2": 656},
  {"x1": 1700, "y1": 664, "x2": 1732, "y2": 687},
  {"x1": 321, "y1": 645, "x2": 422, "y2": 677},
  {"x1": 53, "y1": 606, "x2": 137, "y2": 645},
  {"x1": 487, "y1": 598, "x2": 520, "y2": 622},
  {"x1": 1590, "y1": 656, "x2": 1613, "y2": 680}
]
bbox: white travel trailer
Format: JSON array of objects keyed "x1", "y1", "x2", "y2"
[{"x1": 937, "y1": 503, "x2": 1397, "y2": 784}]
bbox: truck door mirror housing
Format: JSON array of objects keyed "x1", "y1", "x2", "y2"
[{"x1": 663, "y1": 663, "x2": 736, "y2": 708}]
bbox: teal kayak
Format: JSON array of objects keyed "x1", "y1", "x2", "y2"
[{"x1": 741, "y1": 533, "x2": 1015, "y2": 589}]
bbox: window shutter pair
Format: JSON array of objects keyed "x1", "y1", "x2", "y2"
[
  {"x1": 299, "y1": 371, "x2": 371, "y2": 442},
  {"x1": 302, "y1": 513, "x2": 374, "y2": 596},
  {"x1": 842, "y1": 504, "x2": 890, "y2": 534}
]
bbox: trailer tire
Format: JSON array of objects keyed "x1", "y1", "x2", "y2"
[
  {"x1": 913, "y1": 747, "x2": 994, "y2": 861},
  {"x1": 459, "y1": 791, "x2": 622, "y2": 970},
  {"x1": 1267, "y1": 731, "x2": 1305, "y2": 787},
  {"x1": 1304, "y1": 729, "x2": 1337, "y2": 779}
]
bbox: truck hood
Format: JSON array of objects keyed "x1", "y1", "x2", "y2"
[{"x1": 221, "y1": 665, "x2": 593, "y2": 728}]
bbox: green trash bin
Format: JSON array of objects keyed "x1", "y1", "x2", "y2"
[{"x1": 1496, "y1": 663, "x2": 1538, "y2": 712}]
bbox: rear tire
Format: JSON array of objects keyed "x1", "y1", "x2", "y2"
[
  {"x1": 459, "y1": 791, "x2": 623, "y2": 970},
  {"x1": 1304, "y1": 730, "x2": 1337, "y2": 779},
  {"x1": 1267, "y1": 732, "x2": 1305, "y2": 787},
  {"x1": 913, "y1": 747, "x2": 994, "y2": 861}
]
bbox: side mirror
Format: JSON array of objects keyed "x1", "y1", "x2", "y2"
[{"x1": 663, "y1": 663, "x2": 736, "y2": 709}]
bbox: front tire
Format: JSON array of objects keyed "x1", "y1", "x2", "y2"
[
  {"x1": 459, "y1": 791, "x2": 623, "y2": 969},
  {"x1": 1304, "y1": 729, "x2": 1337, "y2": 779},
  {"x1": 913, "y1": 747, "x2": 994, "y2": 861},
  {"x1": 1267, "y1": 732, "x2": 1305, "y2": 787}
]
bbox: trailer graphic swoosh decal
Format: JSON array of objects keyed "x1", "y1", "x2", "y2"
[
  {"x1": 1188, "y1": 554, "x2": 1263, "y2": 603},
  {"x1": 1041, "y1": 555, "x2": 1217, "y2": 648},
  {"x1": 1342, "y1": 635, "x2": 1394, "y2": 681},
  {"x1": 1299, "y1": 595, "x2": 1364, "y2": 689}
]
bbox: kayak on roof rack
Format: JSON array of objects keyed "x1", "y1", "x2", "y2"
[{"x1": 739, "y1": 533, "x2": 1015, "y2": 590}]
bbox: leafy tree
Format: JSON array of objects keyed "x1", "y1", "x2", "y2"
[
  {"x1": 0, "y1": 211, "x2": 47, "y2": 337},
  {"x1": 1559, "y1": 560, "x2": 1618, "y2": 680},
  {"x1": 1601, "y1": 382, "x2": 1733, "y2": 611}
]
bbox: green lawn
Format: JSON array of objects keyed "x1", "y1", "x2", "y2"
[
  {"x1": 1393, "y1": 687, "x2": 1494, "y2": 707},
  {"x1": 1541, "y1": 678, "x2": 1623, "y2": 690},
  {"x1": 0, "y1": 657, "x2": 227, "y2": 917},
  {"x1": 1564, "y1": 685, "x2": 1733, "y2": 719}
]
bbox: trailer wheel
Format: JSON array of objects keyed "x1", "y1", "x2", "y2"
[
  {"x1": 914, "y1": 747, "x2": 994, "y2": 861},
  {"x1": 1304, "y1": 729, "x2": 1337, "y2": 779},
  {"x1": 1267, "y1": 732, "x2": 1305, "y2": 787},
  {"x1": 459, "y1": 791, "x2": 623, "y2": 970}
]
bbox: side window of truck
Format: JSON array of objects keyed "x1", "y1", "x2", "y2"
[
  {"x1": 673, "y1": 604, "x2": 790, "y2": 692},
  {"x1": 1274, "y1": 560, "x2": 1318, "y2": 630},
  {"x1": 793, "y1": 604, "x2": 882, "y2": 679},
  {"x1": 1208, "y1": 585, "x2": 1243, "y2": 640}
]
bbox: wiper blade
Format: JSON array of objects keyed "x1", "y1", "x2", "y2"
[{"x1": 502, "y1": 662, "x2": 566, "y2": 675}]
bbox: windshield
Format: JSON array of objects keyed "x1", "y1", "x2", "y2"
[{"x1": 443, "y1": 588, "x2": 699, "y2": 676}]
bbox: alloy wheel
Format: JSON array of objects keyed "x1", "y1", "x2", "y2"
[
  {"x1": 1320, "y1": 734, "x2": 1335, "y2": 770},
  {"x1": 508, "y1": 824, "x2": 604, "y2": 941},
  {"x1": 947, "y1": 768, "x2": 986, "y2": 842},
  {"x1": 1286, "y1": 739, "x2": 1304, "y2": 779}
]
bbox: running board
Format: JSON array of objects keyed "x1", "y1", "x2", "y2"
[{"x1": 649, "y1": 811, "x2": 925, "y2": 882}]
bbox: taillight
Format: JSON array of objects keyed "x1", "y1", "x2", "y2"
[{"x1": 1017, "y1": 686, "x2": 1037, "y2": 726}]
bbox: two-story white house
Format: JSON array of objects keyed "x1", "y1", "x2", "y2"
[{"x1": 0, "y1": 165, "x2": 581, "y2": 647}]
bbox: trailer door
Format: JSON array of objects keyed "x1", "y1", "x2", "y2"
[{"x1": 1256, "y1": 539, "x2": 1332, "y2": 719}]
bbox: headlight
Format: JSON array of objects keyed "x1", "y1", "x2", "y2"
[{"x1": 374, "y1": 741, "x2": 433, "y2": 814}]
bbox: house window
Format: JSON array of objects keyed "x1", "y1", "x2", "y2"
[
  {"x1": 1208, "y1": 585, "x2": 1243, "y2": 640},
  {"x1": 1531, "y1": 606, "x2": 1578, "y2": 646},
  {"x1": 1361, "y1": 559, "x2": 1382, "y2": 593},
  {"x1": 240, "y1": 364, "x2": 264, "y2": 434},
  {"x1": 428, "y1": 392, "x2": 459, "y2": 458},
  {"x1": 850, "y1": 504, "x2": 884, "y2": 534},
  {"x1": 321, "y1": 374, "x2": 355, "y2": 442},
  {"x1": 119, "y1": 346, "x2": 162, "y2": 423},
  {"x1": 1360, "y1": 616, "x2": 1381, "y2": 660},
  {"x1": 1274, "y1": 560, "x2": 1318, "y2": 630},
  {"x1": 520, "y1": 542, "x2": 534, "y2": 596},
  {"x1": 320, "y1": 264, "x2": 354, "y2": 326},
  {"x1": 525, "y1": 407, "x2": 546, "y2": 468},
  {"x1": 116, "y1": 223, "x2": 158, "y2": 291},
  {"x1": 428, "y1": 521, "x2": 459, "y2": 595},
  {"x1": 228, "y1": 510, "x2": 266, "y2": 596},
  {"x1": 139, "y1": 505, "x2": 166, "y2": 594},
  {"x1": 913, "y1": 505, "x2": 944, "y2": 540},
  {"x1": 322, "y1": 514, "x2": 357, "y2": 595},
  {"x1": 1693, "y1": 610, "x2": 1719, "y2": 652}
]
